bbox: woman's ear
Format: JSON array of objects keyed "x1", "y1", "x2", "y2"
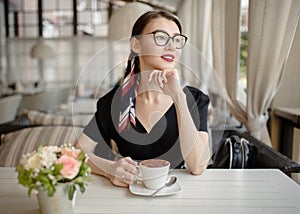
[{"x1": 130, "y1": 37, "x2": 141, "y2": 54}]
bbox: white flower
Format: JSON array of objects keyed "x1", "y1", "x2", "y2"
[
  {"x1": 39, "y1": 146, "x2": 59, "y2": 168},
  {"x1": 48, "y1": 174, "x2": 55, "y2": 180},
  {"x1": 20, "y1": 152, "x2": 34, "y2": 166},
  {"x1": 23, "y1": 153, "x2": 42, "y2": 171},
  {"x1": 32, "y1": 171, "x2": 39, "y2": 178}
]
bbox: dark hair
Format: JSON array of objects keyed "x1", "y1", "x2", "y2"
[{"x1": 124, "y1": 10, "x2": 182, "y2": 77}]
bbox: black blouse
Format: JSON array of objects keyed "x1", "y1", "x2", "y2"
[{"x1": 83, "y1": 85, "x2": 209, "y2": 169}]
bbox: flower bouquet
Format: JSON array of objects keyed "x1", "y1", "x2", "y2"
[{"x1": 16, "y1": 144, "x2": 92, "y2": 200}]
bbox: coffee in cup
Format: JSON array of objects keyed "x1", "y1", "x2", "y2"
[{"x1": 139, "y1": 159, "x2": 170, "y2": 190}]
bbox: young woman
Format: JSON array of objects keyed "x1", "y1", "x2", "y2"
[{"x1": 75, "y1": 10, "x2": 210, "y2": 187}]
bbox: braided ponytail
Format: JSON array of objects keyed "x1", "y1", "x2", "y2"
[{"x1": 124, "y1": 51, "x2": 140, "y2": 79}]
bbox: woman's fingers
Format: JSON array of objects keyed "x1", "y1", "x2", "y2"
[
  {"x1": 111, "y1": 178, "x2": 129, "y2": 187},
  {"x1": 149, "y1": 70, "x2": 167, "y2": 88},
  {"x1": 154, "y1": 72, "x2": 160, "y2": 87},
  {"x1": 123, "y1": 156, "x2": 137, "y2": 165},
  {"x1": 158, "y1": 71, "x2": 167, "y2": 88},
  {"x1": 162, "y1": 70, "x2": 167, "y2": 84},
  {"x1": 164, "y1": 68, "x2": 179, "y2": 80},
  {"x1": 148, "y1": 71, "x2": 155, "y2": 82},
  {"x1": 149, "y1": 70, "x2": 159, "y2": 87},
  {"x1": 147, "y1": 69, "x2": 182, "y2": 99},
  {"x1": 122, "y1": 157, "x2": 139, "y2": 175},
  {"x1": 110, "y1": 157, "x2": 138, "y2": 187}
]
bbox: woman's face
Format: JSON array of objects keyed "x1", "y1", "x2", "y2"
[{"x1": 134, "y1": 17, "x2": 183, "y2": 71}]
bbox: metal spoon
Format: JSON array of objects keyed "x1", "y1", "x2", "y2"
[{"x1": 150, "y1": 176, "x2": 177, "y2": 197}]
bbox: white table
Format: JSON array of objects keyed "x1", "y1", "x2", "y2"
[{"x1": 0, "y1": 167, "x2": 300, "y2": 214}]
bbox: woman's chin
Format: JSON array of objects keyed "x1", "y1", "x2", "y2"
[{"x1": 154, "y1": 63, "x2": 176, "y2": 70}]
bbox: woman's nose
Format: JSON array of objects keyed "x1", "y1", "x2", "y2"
[{"x1": 165, "y1": 39, "x2": 176, "y2": 50}]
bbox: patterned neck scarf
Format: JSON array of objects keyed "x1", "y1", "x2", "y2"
[{"x1": 118, "y1": 65, "x2": 140, "y2": 133}]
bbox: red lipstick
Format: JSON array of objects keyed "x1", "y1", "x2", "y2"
[{"x1": 161, "y1": 54, "x2": 175, "y2": 62}]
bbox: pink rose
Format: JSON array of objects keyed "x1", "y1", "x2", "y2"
[
  {"x1": 57, "y1": 155, "x2": 80, "y2": 180},
  {"x1": 61, "y1": 147, "x2": 81, "y2": 159}
]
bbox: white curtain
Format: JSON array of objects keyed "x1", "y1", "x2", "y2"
[
  {"x1": 246, "y1": 0, "x2": 300, "y2": 145},
  {"x1": 177, "y1": 0, "x2": 213, "y2": 64},
  {"x1": 210, "y1": 0, "x2": 248, "y2": 125},
  {"x1": 178, "y1": 0, "x2": 300, "y2": 146},
  {"x1": 178, "y1": 0, "x2": 246, "y2": 125},
  {"x1": 177, "y1": 0, "x2": 213, "y2": 92}
]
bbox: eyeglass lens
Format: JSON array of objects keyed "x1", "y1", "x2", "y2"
[{"x1": 153, "y1": 31, "x2": 186, "y2": 49}]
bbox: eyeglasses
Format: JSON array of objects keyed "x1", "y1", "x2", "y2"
[{"x1": 145, "y1": 30, "x2": 188, "y2": 49}]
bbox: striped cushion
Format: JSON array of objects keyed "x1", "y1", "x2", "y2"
[
  {"x1": 0, "y1": 126, "x2": 83, "y2": 167},
  {"x1": 25, "y1": 110, "x2": 92, "y2": 127}
]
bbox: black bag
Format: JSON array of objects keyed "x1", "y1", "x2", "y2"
[{"x1": 212, "y1": 135, "x2": 257, "y2": 169}]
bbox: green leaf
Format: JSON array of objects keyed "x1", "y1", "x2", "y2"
[
  {"x1": 28, "y1": 185, "x2": 36, "y2": 197},
  {"x1": 54, "y1": 163, "x2": 63, "y2": 172},
  {"x1": 15, "y1": 164, "x2": 23, "y2": 173},
  {"x1": 78, "y1": 183, "x2": 85, "y2": 193},
  {"x1": 47, "y1": 184, "x2": 55, "y2": 197},
  {"x1": 77, "y1": 151, "x2": 85, "y2": 161},
  {"x1": 17, "y1": 168, "x2": 33, "y2": 187},
  {"x1": 36, "y1": 174, "x2": 50, "y2": 185},
  {"x1": 68, "y1": 185, "x2": 76, "y2": 200}
]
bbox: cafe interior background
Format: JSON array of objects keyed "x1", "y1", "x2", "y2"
[{"x1": 0, "y1": 0, "x2": 300, "y2": 183}]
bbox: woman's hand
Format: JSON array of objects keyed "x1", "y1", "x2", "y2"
[
  {"x1": 108, "y1": 157, "x2": 139, "y2": 187},
  {"x1": 148, "y1": 68, "x2": 184, "y2": 99}
]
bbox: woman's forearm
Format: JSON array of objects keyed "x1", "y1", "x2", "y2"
[
  {"x1": 86, "y1": 153, "x2": 115, "y2": 180},
  {"x1": 75, "y1": 133, "x2": 139, "y2": 187},
  {"x1": 74, "y1": 134, "x2": 114, "y2": 179},
  {"x1": 173, "y1": 92, "x2": 210, "y2": 174}
]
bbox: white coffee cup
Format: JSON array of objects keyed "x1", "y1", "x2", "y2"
[{"x1": 139, "y1": 159, "x2": 170, "y2": 190}]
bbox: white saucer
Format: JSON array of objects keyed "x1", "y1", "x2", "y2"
[{"x1": 129, "y1": 177, "x2": 182, "y2": 197}]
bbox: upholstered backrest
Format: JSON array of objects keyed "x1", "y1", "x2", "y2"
[
  {"x1": 0, "y1": 94, "x2": 22, "y2": 124},
  {"x1": 24, "y1": 109, "x2": 92, "y2": 127},
  {"x1": 18, "y1": 88, "x2": 70, "y2": 115},
  {"x1": 0, "y1": 126, "x2": 83, "y2": 167}
]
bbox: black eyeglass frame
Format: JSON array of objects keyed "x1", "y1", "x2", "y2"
[{"x1": 144, "y1": 30, "x2": 188, "y2": 49}]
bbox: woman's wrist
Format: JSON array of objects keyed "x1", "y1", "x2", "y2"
[
  {"x1": 88, "y1": 155, "x2": 115, "y2": 179},
  {"x1": 172, "y1": 90, "x2": 186, "y2": 104},
  {"x1": 103, "y1": 159, "x2": 115, "y2": 179}
]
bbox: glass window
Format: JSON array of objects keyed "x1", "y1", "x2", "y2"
[
  {"x1": 43, "y1": 0, "x2": 55, "y2": 10},
  {"x1": 239, "y1": 0, "x2": 249, "y2": 91},
  {"x1": 58, "y1": 26, "x2": 73, "y2": 37},
  {"x1": 24, "y1": 27, "x2": 38, "y2": 37},
  {"x1": 78, "y1": 11, "x2": 91, "y2": 23},
  {"x1": 10, "y1": 0, "x2": 22, "y2": 10},
  {"x1": 94, "y1": 25, "x2": 108, "y2": 37},
  {"x1": 24, "y1": 13, "x2": 37, "y2": 24},
  {"x1": 6, "y1": 0, "x2": 110, "y2": 38},
  {"x1": 59, "y1": 0, "x2": 72, "y2": 10},
  {"x1": 23, "y1": 0, "x2": 37, "y2": 11},
  {"x1": 8, "y1": 12, "x2": 14, "y2": 25},
  {"x1": 17, "y1": 12, "x2": 24, "y2": 25}
]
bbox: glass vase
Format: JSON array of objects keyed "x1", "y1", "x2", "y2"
[{"x1": 36, "y1": 184, "x2": 76, "y2": 214}]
